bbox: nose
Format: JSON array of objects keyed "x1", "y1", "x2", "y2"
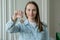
[{"x1": 30, "y1": 10, "x2": 33, "y2": 14}]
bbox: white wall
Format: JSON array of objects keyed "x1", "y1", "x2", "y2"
[{"x1": 49, "y1": 0, "x2": 60, "y2": 40}]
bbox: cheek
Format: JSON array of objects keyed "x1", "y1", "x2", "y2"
[
  {"x1": 26, "y1": 11, "x2": 29, "y2": 17},
  {"x1": 34, "y1": 13, "x2": 37, "y2": 17},
  {"x1": 33, "y1": 12, "x2": 37, "y2": 16}
]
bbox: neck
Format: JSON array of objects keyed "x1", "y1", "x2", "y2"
[{"x1": 28, "y1": 18, "x2": 35, "y2": 22}]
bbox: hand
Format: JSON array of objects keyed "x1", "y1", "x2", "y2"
[{"x1": 12, "y1": 10, "x2": 23, "y2": 22}]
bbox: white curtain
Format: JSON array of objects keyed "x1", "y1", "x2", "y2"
[
  {"x1": 0, "y1": 0, "x2": 48, "y2": 40},
  {"x1": 0, "y1": 0, "x2": 19, "y2": 40}
]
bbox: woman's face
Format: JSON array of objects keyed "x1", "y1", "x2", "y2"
[{"x1": 26, "y1": 4, "x2": 37, "y2": 19}]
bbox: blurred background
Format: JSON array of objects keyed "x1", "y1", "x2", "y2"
[{"x1": 0, "y1": 0, "x2": 60, "y2": 40}]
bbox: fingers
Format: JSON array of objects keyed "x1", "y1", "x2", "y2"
[
  {"x1": 17, "y1": 10, "x2": 23, "y2": 18},
  {"x1": 13, "y1": 10, "x2": 23, "y2": 18},
  {"x1": 14, "y1": 10, "x2": 18, "y2": 16},
  {"x1": 11, "y1": 10, "x2": 24, "y2": 22}
]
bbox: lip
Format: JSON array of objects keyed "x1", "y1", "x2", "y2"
[{"x1": 29, "y1": 15, "x2": 34, "y2": 16}]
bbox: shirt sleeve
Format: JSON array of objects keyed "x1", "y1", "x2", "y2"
[
  {"x1": 42, "y1": 22, "x2": 50, "y2": 40},
  {"x1": 6, "y1": 19, "x2": 21, "y2": 33},
  {"x1": 45, "y1": 27, "x2": 50, "y2": 40}
]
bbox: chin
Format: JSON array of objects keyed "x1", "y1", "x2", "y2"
[{"x1": 29, "y1": 17, "x2": 35, "y2": 19}]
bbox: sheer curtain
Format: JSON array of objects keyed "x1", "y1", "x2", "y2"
[
  {"x1": 0, "y1": 0, "x2": 19, "y2": 40},
  {"x1": 0, "y1": 0, "x2": 48, "y2": 40}
]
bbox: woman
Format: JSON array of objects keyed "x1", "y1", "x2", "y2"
[{"x1": 6, "y1": 1, "x2": 49, "y2": 40}]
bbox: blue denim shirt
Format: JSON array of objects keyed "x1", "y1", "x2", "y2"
[{"x1": 6, "y1": 19, "x2": 49, "y2": 40}]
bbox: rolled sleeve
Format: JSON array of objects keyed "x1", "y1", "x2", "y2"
[{"x1": 6, "y1": 19, "x2": 21, "y2": 33}]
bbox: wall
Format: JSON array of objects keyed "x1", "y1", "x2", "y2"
[{"x1": 49, "y1": 0, "x2": 60, "y2": 40}]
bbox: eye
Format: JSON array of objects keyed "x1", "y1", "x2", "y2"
[
  {"x1": 28, "y1": 9, "x2": 30, "y2": 11},
  {"x1": 33, "y1": 9, "x2": 36, "y2": 11}
]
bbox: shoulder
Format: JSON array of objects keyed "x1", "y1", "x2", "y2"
[
  {"x1": 24, "y1": 19, "x2": 29, "y2": 25},
  {"x1": 41, "y1": 22, "x2": 47, "y2": 27},
  {"x1": 42, "y1": 22, "x2": 48, "y2": 31}
]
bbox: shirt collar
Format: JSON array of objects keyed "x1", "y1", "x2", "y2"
[
  {"x1": 24, "y1": 19, "x2": 38, "y2": 28},
  {"x1": 24, "y1": 19, "x2": 29, "y2": 25}
]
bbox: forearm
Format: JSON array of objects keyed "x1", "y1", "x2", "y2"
[{"x1": 6, "y1": 18, "x2": 16, "y2": 32}]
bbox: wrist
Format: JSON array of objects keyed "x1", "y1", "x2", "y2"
[{"x1": 11, "y1": 17, "x2": 16, "y2": 22}]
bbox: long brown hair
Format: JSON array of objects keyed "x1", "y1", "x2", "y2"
[{"x1": 25, "y1": 1, "x2": 43, "y2": 32}]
